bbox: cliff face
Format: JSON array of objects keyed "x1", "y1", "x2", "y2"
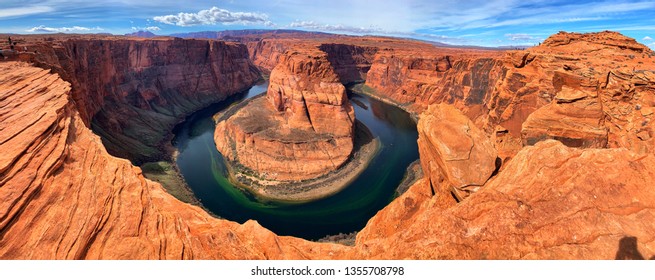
[
  {"x1": 215, "y1": 49, "x2": 355, "y2": 181},
  {"x1": 267, "y1": 50, "x2": 355, "y2": 137},
  {"x1": 365, "y1": 51, "x2": 506, "y2": 117},
  {"x1": 32, "y1": 38, "x2": 261, "y2": 163},
  {"x1": 246, "y1": 39, "x2": 293, "y2": 73},
  {"x1": 354, "y1": 31, "x2": 655, "y2": 259},
  {"x1": 417, "y1": 104, "x2": 498, "y2": 203},
  {"x1": 318, "y1": 44, "x2": 378, "y2": 84},
  {"x1": 355, "y1": 140, "x2": 655, "y2": 259}
]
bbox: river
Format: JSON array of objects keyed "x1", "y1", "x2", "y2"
[{"x1": 173, "y1": 81, "x2": 419, "y2": 240}]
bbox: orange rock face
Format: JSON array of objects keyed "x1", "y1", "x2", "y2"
[
  {"x1": 354, "y1": 140, "x2": 655, "y2": 259},
  {"x1": 0, "y1": 62, "x2": 340, "y2": 259},
  {"x1": 417, "y1": 104, "x2": 498, "y2": 202},
  {"x1": 24, "y1": 36, "x2": 261, "y2": 163},
  {"x1": 521, "y1": 87, "x2": 608, "y2": 148},
  {"x1": 267, "y1": 50, "x2": 355, "y2": 137},
  {"x1": 215, "y1": 49, "x2": 355, "y2": 181},
  {"x1": 3, "y1": 31, "x2": 655, "y2": 260}
]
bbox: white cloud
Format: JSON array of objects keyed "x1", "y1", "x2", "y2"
[
  {"x1": 505, "y1": 33, "x2": 542, "y2": 42},
  {"x1": 287, "y1": 20, "x2": 472, "y2": 45},
  {"x1": 289, "y1": 21, "x2": 384, "y2": 34},
  {"x1": 0, "y1": 6, "x2": 53, "y2": 18},
  {"x1": 644, "y1": 36, "x2": 653, "y2": 41},
  {"x1": 132, "y1": 26, "x2": 161, "y2": 32},
  {"x1": 153, "y1": 6, "x2": 269, "y2": 26},
  {"x1": 26, "y1": 25, "x2": 104, "y2": 33},
  {"x1": 411, "y1": 0, "x2": 655, "y2": 32}
]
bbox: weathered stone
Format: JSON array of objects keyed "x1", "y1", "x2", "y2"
[
  {"x1": 355, "y1": 140, "x2": 655, "y2": 259},
  {"x1": 3, "y1": 31, "x2": 655, "y2": 261},
  {"x1": 215, "y1": 49, "x2": 355, "y2": 181},
  {"x1": 522, "y1": 96, "x2": 608, "y2": 148},
  {"x1": 417, "y1": 104, "x2": 498, "y2": 202}
]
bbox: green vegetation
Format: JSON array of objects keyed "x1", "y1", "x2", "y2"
[
  {"x1": 394, "y1": 160, "x2": 423, "y2": 198},
  {"x1": 317, "y1": 231, "x2": 358, "y2": 246},
  {"x1": 141, "y1": 161, "x2": 199, "y2": 205}
]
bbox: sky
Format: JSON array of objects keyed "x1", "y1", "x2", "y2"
[{"x1": 1, "y1": 0, "x2": 655, "y2": 47}]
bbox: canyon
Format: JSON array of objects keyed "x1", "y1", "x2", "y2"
[
  {"x1": 22, "y1": 35, "x2": 261, "y2": 163},
  {"x1": 1, "y1": 31, "x2": 655, "y2": 259}
]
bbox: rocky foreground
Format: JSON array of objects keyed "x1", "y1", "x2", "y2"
[{"x1": 1, "y1": 31, "x2": 655, "y2": 259}]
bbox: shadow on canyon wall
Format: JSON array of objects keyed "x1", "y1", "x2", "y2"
[{"x1": 615, "y1": 236, "x2": 655, "y2": 260}]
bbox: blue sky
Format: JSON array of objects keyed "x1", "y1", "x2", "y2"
[{"x1": 1, "y1": 0, "x2": 655, "y2": 47}]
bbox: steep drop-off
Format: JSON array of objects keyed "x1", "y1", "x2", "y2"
[
  {"x1": 29, "y1": 37, "x2": 261, "y2": 163},
  {"x1": 0, "y1": 62, "x2": 340, "y2": 259}
]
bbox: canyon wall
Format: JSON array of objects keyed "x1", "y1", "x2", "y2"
[
  {"x1": 246, "y1": 39, "x2": 292, "y2": 73},
  {"x1": 2, "y1": 32, "x2": 655, "y2": 259},
  {"x1": 354, "y1": 31, "x2": 655, "y2": 259},
  {"x1": 318, "y1": 44, "x2": 378, "y2": 84},
  {"x1": 30, "y1": 38, "x2": 261, "y2": 163},
  {"x1": 0, "y1": 62, "x2": 344, "y2": 258}
]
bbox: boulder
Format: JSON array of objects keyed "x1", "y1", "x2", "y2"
[{"x1": 417, "y1": 104, "x2": 498, "y2": 202}]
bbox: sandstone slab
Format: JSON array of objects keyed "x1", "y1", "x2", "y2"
[{"x1": 417, "y1": 104, "x2": 498, "y2": 202}]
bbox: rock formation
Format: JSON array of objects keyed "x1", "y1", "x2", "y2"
[
  {"x1": 417, "y1": 104, "x2": 498, "y2": 203},
  {"x1": 355, "y1": 140, "x2": 655, "y2": 259},
  {"x1": 318, "y1": 44, "x2": 378, "y2": 84},
  {"x1": 215, "y1": 48, "x2": 355, "y2": 182},
  {"x1": 28, "y1": 37, "x2": 261, "y2": 163},
  {"x1": 2, "y1": 31, "x2": 655, "y2": 260},
  {"x1": 521, "y1": 86, "x2": 608, "y2": 148},
  {"x1": 0, "y1": 61, "x2": 340, "y2": 259}
]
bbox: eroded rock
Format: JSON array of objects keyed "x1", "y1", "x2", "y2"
[
  {"x1": 215, "y1": 49, "x2": 355, "y2": 182},
  {"x1": 417, "y1": 104, "x2": 498, "y2": 202},
  {"x1": 521, "y1": 90, "x2": 608, "y2": 148},
  {"x1": 355, "y1": 140, "x2": 655, "y2": 259},
  {"x1": 3, "y1": 31, "x2": 655, "y2": 260}
]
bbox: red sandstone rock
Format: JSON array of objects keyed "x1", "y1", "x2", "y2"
[
  {"x1": 417, "y1": 104, "x2": 498, "y2": 202},
  {"x1": 214, "y1": 49, "x2": 355, "y2": 181},
  {"x1": 0, "y1": 62, "x2": 340, "y2": 259},
  {"x1": 3, "y1": 31, "x2": 655, "y2": 260},
  {"x1": 267, "y1": 50, "x2": 355, "y2": 136},
  {"x1": 25, "y1": 37, "x2": 261, "y2": 163},
  {"x1": 361, "y1": 31, "x2": 655, "y2": 153},
  {"x1": 521, "y1": 88, "x2": 608, "y2": 148},
  {"x1": 354, "y1": 140, "x2": 655, "y2": 259}
]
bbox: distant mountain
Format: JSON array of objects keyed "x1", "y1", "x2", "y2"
[
  {"x1": 125, "y1": 31, "x2": 157, "y2": 38},
  {"x1": 169, "y1": 29, "x2": 330, "y2": 40},
  {"x1": 495, "y1": 45, "x2": 532, "y2": 50}
]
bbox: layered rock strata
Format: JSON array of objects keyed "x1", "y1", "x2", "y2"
[
  {"x1": 355, "y1": 140, "x2": 655, "y2": 259},
  {"x1": 215, "y1": 49, "x2": 355, "y2": 182},
  {"x1": 0, "y1": 62, "x2": 341, "y2": 259},
  {"x1": 28, "y1": 37, "x2": 261, "y2": 163},
  {"x1": 2, "y1": 32, "x2": 655, "y2": 260},
  {"x1": 521, "y1": 86, "x2": 608, "y2": 148}
]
